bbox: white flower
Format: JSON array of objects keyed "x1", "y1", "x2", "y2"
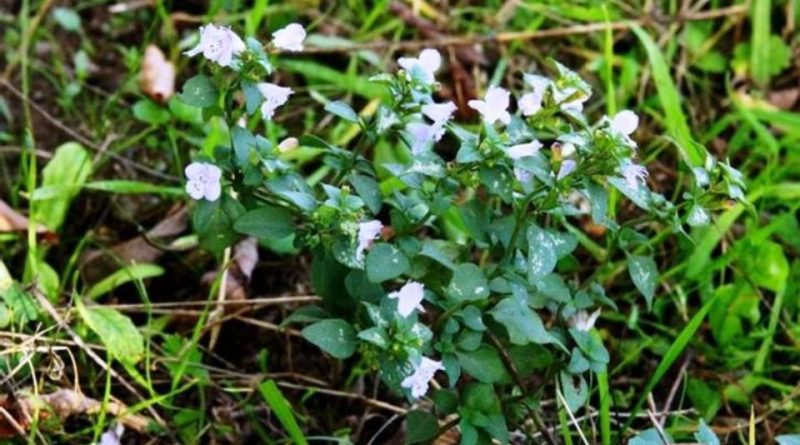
[
  {"x1": 610, "y1": 110, "x2": 639, "y2": 136},
  {"x1": 256, "y1": 82, "x2": 294, "y2": 120},
  {"x1": 422, "y1": 101, "x2": 457, "y2": 138},
  {"x1": 185, "y1": 162, "x2": 222, "y2": 201},
  {"x1": 560, "y1": 142, "x2": 576, "y2": 157},
  {"x1": 468, "y1": 86, "x2": 511, "y2": 125},
  {"x1": 525, "y1": 74, "x2": 552, "y2": 92},
  {"x1": 557, "y1": 160, "x2": 577, "y2": 180},
  {"x1": 388, "y1": 281, "x2": 425, "y2": 317},
  {"x1": 272, "y1": 23, "x2": 306, "y2": 52},
  {"x1": 422, "y1": 101, "x2": 456, "y2": 125},
  {"x1": 356, "y1": 220, "x2": 383, "y2": 261},
  {"x1": 278, "y1": 137, "x2": 299, "y2": 152},
  {"x1": 514, "y1": 167, "x2": 532, "y2": 184},
  {"x1": 96, "y1": 423, "x2": 124, "y2": 445},
  {"x1": 398, "y1": 48, "x2": 441, "y2": 84},
  {"x1": 406, "y1": 122, "x2": 436, "y2": 155},
  {"x1": 569, "y1": 309, "x2": 601, "y2": 332},
  {"x1": 518, "y1": 92, "x2": 542, "y2": 116},
  {"x1": 608, "y1": 110, "x2": 639, "y2": 147},
  {"x1": 184, "y1": 24, "x2": 245, "y2": 67},
  {"x1": 401, "y1": 357, "x2": 444, "y2": 399},
  {"x1": 519, "y1": 75, "x2": 550, "y2": 116},
  {"x1": 621, "y1": 162, "x2": 649, "y2": 188},
  {"x1": 506, "y1": 140, "x2": 542, "y2": 160}
]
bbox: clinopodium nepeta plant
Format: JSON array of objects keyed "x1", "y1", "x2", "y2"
[{"x1": 180, "y1": 24, "x2": 744, "y2": 441}]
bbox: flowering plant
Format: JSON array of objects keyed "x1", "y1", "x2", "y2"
[{"x1": 179, "y1": 23, "x2": 743, "y2": 441}]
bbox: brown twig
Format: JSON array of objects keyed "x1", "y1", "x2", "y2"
[{"x1": 31, "y1": 290, "x2": 167, "y2": 429}]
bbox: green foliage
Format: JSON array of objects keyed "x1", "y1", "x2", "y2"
[
  {"x1": 301, "y1": 319, "x2": 357, "y2": 359},
  {"x1": 32, "y1": 142, "x2": 92, "y2": 231},
  {"x1": 258, "y1": 380, "x2": 309, "y2": 445},
  {"x1": 177, "y1": 33, "x2": 742, "y2": 441},
  {"x1": 76, "y1": 299, "x2": 144, "y2": 364}
]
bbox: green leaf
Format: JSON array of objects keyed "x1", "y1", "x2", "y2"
[
  {"x1": 234, "y1": 205, "x2": 295, "y2": 240},
  {"x1": 132, "y1": 99, "x2": 171, "y2": 125},
  {"x1": 628, "y1": 254, "x2": 658, "y2": 309},
  {"x1": 694, "y1": 420, "x2": 720, "y2": 445},
  {"x1": 241, "y1": 80, "x2": 263, "y2": 115},
  {"x1": 193, "y1": 196, "x2": 245, "y2": 256},
  {"x1": 750, "y1": 0, "x2": 772, "y2": 86},
  {"x1": 357, "y1": 327, "x2": 389, "y2": 349},
  {"x1": 76, "y1": 300, "x2": 144, "y2": 363},
  {"x1": 84, "y1": 180, "x2": 183, "y2": 196},
  {"x1": 629, "y1": 428, "x2": 674, "y2": 445},
  {"x1": 52, "y1": 7, "x2": 81, "y2": 32},
  {"x1": 325, "y1": 101, "x2": 360, "y2": 123},
  {"x1": 258, "y1": 380, "x2": 309, "y2": 445},
  {"x1": 527, "y1": 225, "x2": 558, "y2": 280},
  {"x1": 740, "y1": 241, "x2": 789, "y2": 292},
  {"x1": 405, "y1": 410, "x2": 439, "y2": 444},
  {"x1": 231, "y1": 126, "x2": 258, "y2": 166},
  {"x1": 350, "y1": 174, "x2": 382, "y2": 215},
  {"x1": 559, "y1": 371, "x2": 588, "y2": 412},
  {"x1": 446, "y1": 263, "x2": 490, "y2": 302},
  {"x1": 301, "y1": 319, "x2": 357, "y2": 358},
  {"x1": 365, "y1": 244, "x2": 410, "y2": 283},
  {"x1": 179, "y1": 75, "x2": 219, "y2": 108},
  {"x1": 777, "y1": 435, "x2": 800, "y2": 445},
  {"x1": 32, "y1": 142, "x2": 92, "y2": 231},
  {"x1": 86, "y1": 264, "x2": 164, "y2": 300},
  {"x1": 489, "y1": 297, "x2": 552, "y2": 345},
  {"x1": 456, "y1": 345, "x2": 509, "y2": 384},
  {"x1": 631, "y1": 25, "x2": 706, "y2": 167},
  {"x1": 1, "y1": 284, "x2": 38, "y2": 324}
]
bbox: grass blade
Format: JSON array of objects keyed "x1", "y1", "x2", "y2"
[
  {"x1": 597, "y1": 371, "x2": 612, "y2": 445},
  {"x1": 258, "y1": 380, "x2": 309, "y2": 445},
  {"x1": 620, "y1": 292, "x2": 720, "y2": 436},
  {"x1": 750, "y1": 0, "x2": 772, "y2": 86},
  {"x1": 631, "y1": 25, "x2": 706, "y2": 167}
]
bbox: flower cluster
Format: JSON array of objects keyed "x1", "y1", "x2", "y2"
[{"x1": 179, "y1": 30, "x2": 743, "y2": 438}]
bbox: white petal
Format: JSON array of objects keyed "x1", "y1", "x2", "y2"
[
  {"x1": 421, "y1": 101, "x2": 456, "y2": 126},
  {"x1": 278, "y1": 137, "x2": 299, "y2": 152},
  {"x1": 203, "y1": 181, "x2": 221, "y2": 202},
  {"x1": 518, "y1": 92, "x2": 542, "y2": 116},
  {"x1": 356, "y1": 220, "x2": 383, "y2": 260},
  {"x1": 186, "y1": 181, "x2": 205, "y2": 200},
  {"x1": 418, "y1": 49, "x2": 441, "y2": 74},
  {"x1": 507, "y1": 141, "x2": 542, "y2": 160},
  {"x1": 406, "y1": 122, "x2": 434, "y2": 154},
  {"x1": 185, "y1": 162, "x2": 206, "y2": 181},
  {"x1": 397, "y1": 57, "x2": 416, "y2": 72},
  {"x1": 184, "y1": 43, "x2": 203, "y2": 57},
  {"x1": 611, "y1": 110, "x2": 639, "y2": 136},
  {"x1": 272, "y1": 23, "x2": 306, "y2": 51},
  {"x1": 467, "y1": 99, "x2": 486, "y2": 114},
  {"x1": 485, "y1": 86, "x2": 510, "y2": 109},
  {"x1": 557, "y1": 160, "x2": 577, "y2": 180},
  {"x1": 203, "y1": 163, "x2": 222, "y2": 181},
  {"x1": 389, "y1": 281, "x2": 425, "y2": 317},
  {"x1": 525, "y1": 74, "x2": 551, "y2": 93},
  {"x1": 560, "y1": 142, "x2": 576, "y2": 157}
]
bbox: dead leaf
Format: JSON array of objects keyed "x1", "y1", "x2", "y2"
[
  {"x1": 768, "y1": 87, "x2": 799, "y2": 110},
  {"x1": 0, "y1": 199, "x2": 56, "y2": 244},
  {"x1": 79, "y1": 204, "x2": 188, "y2": 284},
  {"x1": 202, "y1": 237, "x2": 259, "y2": 303},
  {"x1": 139, "y1": 45, "x2": 175, "y2": 103},
  {"x1": 0, "y1": 388, "x2": 150, "y2": 437}
]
